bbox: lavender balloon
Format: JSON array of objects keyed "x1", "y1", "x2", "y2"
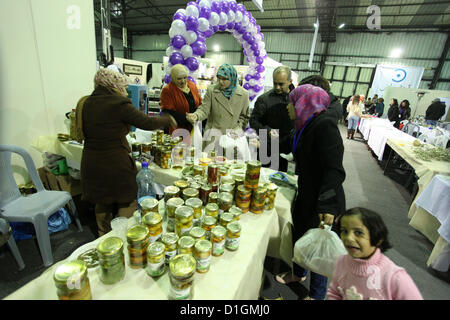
[
  {"x1": 199, "y1": 6, "x2": 211, "y2": 19},
  {"x1": 169, "y1": 52, "x2": 184, "y2": 65},
  {"x1": 243, "y1": 83, "x2": 251, "y2": 90},
  {"x1": 256, "y1": 65, "x2": 265, "y2": 73},
  {"x1": 229, "y1": 1, "x2": 237, "y2": 12},
  {"x1": 185, "y1": 16, "x2": 199, "y2": 31},
  {"x1": 237, "y1": 3, "x2": 245, "y2": 13},
  {"x1": 164, "y1": 74, "x2": 171, "y2": 84},
  {"x1": 171, "y1": 35, "x2": 186, "y2": 49},
  {"x1": 255, "y1": 56, "x2": 264, "y2": 65},
  {"x1": 221, "y1": 1, "x2": 230, "y2": 13},
  {"x1": 211, "y1": 1, "x2": 220, "y2": 13},
  {"x1": 187, "y1": 76, "x2": 196, "y2": 84},
  {"x1": 191, "y1": 41, "x2": 206, "y2": 56},
  {"x1": 185, "y1": 57, "x2": 199, "y2": 71}
]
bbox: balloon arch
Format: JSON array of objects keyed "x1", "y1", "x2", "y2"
[{"x1": 164, "y1": 0, "x2": 267, "y2": 101}]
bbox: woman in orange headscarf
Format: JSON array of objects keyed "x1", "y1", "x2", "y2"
[{"x1": 160, "y1": 64, "x2": 202, "y2": 134}]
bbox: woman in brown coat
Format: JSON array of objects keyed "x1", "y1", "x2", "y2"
[{"x1": 81, "y1": 68, "x2": 176, "y2": 236}]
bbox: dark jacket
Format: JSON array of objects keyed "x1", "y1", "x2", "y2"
[
  {"x1": 375, "y1": 102, "x2": 384, "y2": 117},
  {"x1": 81, "y1": 85, "x2": 171, "y2": 205},
  {"x1": 399, "y1": 106, "x2": 411, "y2": 122},
  {"x1": 387, "y1": 105, "x2": 400, "y2": 123},
  {"x1": 326, "y1": 92, "x2": 343, "y2": 124},
  {"x1": 292, "y1": 113, "x2": 346, "y2": 241},
  {"x1": 426, "y1": 101, "x2": 446, "y2": 121}
]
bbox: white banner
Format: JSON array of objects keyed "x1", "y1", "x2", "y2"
[{"x1": 370, "y1": 64, "x2": 424, "y2": 98}]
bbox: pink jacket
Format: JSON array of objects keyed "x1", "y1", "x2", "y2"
[{"x1": 327, "y1": 249, "x2": 423, "y2": 300}]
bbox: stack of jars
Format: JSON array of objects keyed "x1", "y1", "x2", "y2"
[
  {"x1": 140, "y1": 198, "x2": 159, "y2": 218},
  {"x1": 166, "y1": 197, "x2": 184, "y2": 232},
  {"x1": 235, "y1": 184, "x2": 252, "y2": 213},
  {"x1": 250, "y1": 185, "x2": 267, "y2": 214},
  {"x1": 126, "y1": 225, "x2": 150, "y2": 269},
  {"x1": 244, "y1": 160, "x2": 261, "y2": 190},
  {"x1": 143, "y1": 212, "x2": 163, "y2": 242}
]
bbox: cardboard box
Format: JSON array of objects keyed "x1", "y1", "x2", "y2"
[{"x1": 37, "y1": 167, "x2": 81, "y2": 196}]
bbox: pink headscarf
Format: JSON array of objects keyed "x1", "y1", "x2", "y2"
[{"x1": 289, "y1": 84, "x2": 330, "y2": 131}]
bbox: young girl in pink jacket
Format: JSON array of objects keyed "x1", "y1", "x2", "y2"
[{"x1": 327, "y1": 207, "x2": 423, "y2": 300}]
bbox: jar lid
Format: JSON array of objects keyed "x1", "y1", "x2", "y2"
[
  {"x1": 229, "y1": 206, "x2": 243, "y2": 217},
  {"x1": 189, "y1": 182, "x2": 201, "y2": 190},
  {"x1": 175, "y1": 205, "x2": 194, "y2": 218},
  {"x1": 166, "y1": 197, "x2": 184, "y2": 207},
  {"x1": 247, "y1": 160, "x2": 261, "y2": 168},
  {"x1": 202, "y1": 215, "x2": 217, "y2": 226},
  {"x1": 126, "y1": 224, "x2": 149, "y2": 244},
  {"x1": 218, "y1": 192, "x2": 233, "y2": 203},
  {"x1": 211, "y1": 225, "x2": 226, "y2": 238},
  {"x1": 164, "y1": 185, "x2": 180, "y2": 194},
  {"x1": 169, "y1": 254, "x2": 196, "y2": 277},
  {"x1": 220, "y1": 184, "x2": 234, "y2": 193},
  {"x1": 189, "y1": 226, "x2": 206, "y2": 239},
  {"x1": 162, "y1": 232, "x2": 179, "y2": 245},
  {"x1": 142, "y1": 212, "x2": 163, "y2": 226},
  {"x1": 194, "y1": 164, "x2": 204, "y2": 170},
  {"x1": 96, "y1": 237, "x2": 124, "y2": 256},
  {"x1": 174, "y1": 180, "x2": 189, "y2": 189},
  {"x1": 220, "y1": 212, "x2": 234, "y2": 222},
  {"x1": 53, "y1": 260, "x2": 87, "y2": 285},
  {"x1": 178, "y1": 236, "x2": 195, "y2": 249},
  {"x1": 141, "y1": 198, "x2": 159, "y2": 210},
  {"x1": 237, "y1": 185, "x2": 252, "y2": 194},
  {"x1": 221, "y1": 176, "x2": 235, "y2": 185},
  {"x1": 255, "y1": 185, "x2": 268, "y2": 194},
  {"x1": 209, "y1": 192, "x2": 219, "y2": 199},
  {"x1": 183, "y1": 187, "x2": 199, "y2": 198},
  {"x1": 227, "y1": 221, "x2": 241, "y2": 234},
  {"x1": 267, "y1": 183, "x2": 278, "y2": 191},
  {"x1": 205, "y1": 202, "x2": 219, "y2": 211},
  {"x1": 147, "y1": 241, "x2": 165, "y2": 256},
  {"x1": 185, "y1": 197, "x2": 203, "y2": 208},
  {"x1": 201, "y1": 184, "x2": 212, "y2": 192},
  {"x1": 208, "y1": 163, "x2": 218, "y2": 169},
  {"x1": 195, "y1": 239, "x2": 212, "y2": 253}
]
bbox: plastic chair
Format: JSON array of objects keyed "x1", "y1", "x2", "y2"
[
  {"x1": 0, "y1": 217, "x2": 25, "y2": 270},
  {"x1": 0, "y1": 144, "x2": 83, "y2": 267}
]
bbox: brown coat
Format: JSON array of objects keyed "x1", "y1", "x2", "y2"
[{"x1": 81, "y1": 85, "x2": 171, "y2": 205}]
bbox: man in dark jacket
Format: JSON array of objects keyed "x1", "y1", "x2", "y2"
[
  {"x1": 249, "y1": 65, "x2": 294, "y2": 172},
  {"x1": 425, "y1": 98, "x2": 446, "y2": 126}
]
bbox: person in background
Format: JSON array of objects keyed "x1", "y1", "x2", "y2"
[
  {"x1": 342, "y1": 95, "x2": 352, "y2": 125},
  {"x1": 425, "y1": 98, "x2": 446, "y2": 126},
  {"x1": 186, "y1": 63, "x2": 250, "y2": 151},
  {"x1": 327, "y1": 207, "x2": 423, "y2": 300},
  {"x1": 249, "y1": 65, "x2": 294, "y2": 172},
  {"x1": 160, "y1": 64, "x2": 202, "y2": 134},
  {"x1": 80, "y1": 68, "x2": 176, "y2": 236},
  {"x1": 387, "y1": 99, "x2": 400, "y2": 127},
  {"x1": 399, "y1": 99, "x2": 411, "y2": 124},
  {"x1": 346, "y1": 95, "x2": 363, "y2": 139},
  {"x1": 275, "y1": 84, "x2": 346, "y2": 300},
  {"x1": 375, "y1": 97, "x2": 385, "y2": 117}
]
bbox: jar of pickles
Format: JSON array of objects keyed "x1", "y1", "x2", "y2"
[
  {"x1": 146, "y1": 241, "x2": 166, "y2": 277},
  {"x1": 205, "y1": 202, "x2": 219, "y2": 219},
  {"x1": 236, "y1": 185, "x2": 252, "y2": 213},
  {"x1": 201, "y1": 215, "x2": 217, "y2": 240},
  {"x1": 140, "y1": 198, "x2": 159, "y2": 218},
  {"x1": 194, "y1": 239, "x2": 212, "y2": 273},
  {"x1": 141, "y1": 143, "x2": 151, "y2": 159},
  {"x1": 126, "y1": 225, "x2": 150, "y2": 269},
  {"x1": 169, "y1": 254, "x2": 196, "y2": 300},
  {"x1": 218, "y1": 166, "x2": 228, "y2": 180},
  {"x1": 156, "y1": 129, "x2": 164, "y2": 145},
  {"x1": 218, "y1": 192, "x2": 233, "y2": 214},
  {"x1": 171, "y1": 144, "x2": 185, "y2": 169},
  {"x1": 175, "y1": 205, "x2": 194, "y2": 237},
  {"x1": 162, "y1": 232, "x2": 179, "y2": 264},
  {"x1": 207, "y1": 164, "x2": 218, "y2": 184},
  {"x1": 219, "y1": 183, "x2": 234, "y2": 200},
  {"x1": 211, "y1": 226, "x2": 226, "y2": 257},
  {"x1": 208, "y1": 192, "x2": 218, "y2": 204},
  {"x1": 225, "y1": 221, "x2": 241, "y2": 251},
  {"x1": 53, "y1": 260, "x2": 92, "y2": 300},
  {"x1": 219, "y1": 212, "x2": 234, "y2": 228},
  {"x1": 244, "y1": 160, "x2": 261, "y2": 190},
  {"x1": 177, "y1": 236, "x2": 196, "y2": 255},
  {"x1": 199, "y1": 184, "x2": 212, "y2": 205},
  {"x1": 266, "y1": 183, "x2": 278, "y2": 210},
  {"x1": 174, "y1": 180, "x2": 189, "y2": 192},
  {"x1": 142, "y1": 212, "x2": 163, "y2": 242},
  {"x1": 189, "y1": 226, "x2": 206, "y2": 242},
  {"x1": 229, "y1": 206, "x2": 243, "y2": 220},
  {"x1": 97, "y1": 237, "x2": 126, "y2": 285},
  {"x1": 193, "y1": 165, "x2": 204, "y2": 177},
  {"x1": 250, "y1": 185, "x2": 267, "y2": 214},
  {"x1": 160, "y1": 147, "x2": 171, "y2": 169},
  {"x1": 166, "y1": 197, "x2": 184, "y2": 232},
  {"x1": 164, "y1": 185, "x2": 180, "y2": 202},
  {"x1": 185, "y1": 197, "x2": 203, "y2": 227}
]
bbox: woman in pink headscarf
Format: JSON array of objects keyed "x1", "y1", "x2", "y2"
[{"x1": 275, "y1": 84, "x2": 346, "y2": 300}]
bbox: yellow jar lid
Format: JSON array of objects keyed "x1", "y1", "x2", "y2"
[
  {"x1": 53, "y1": 260, "x2": 87, "y2": 285},
  {"x1": 147, "y1": 242, "x2": 165, "y2": 256},
  {"x1": 166, "y1": 197, "x2": 184, "y2": 207},
  {"x1": 189, "y1": 226, "x2": 206, "y2": 239},
  {"x1": 178, "y1": 236, "x2": 195, "y2": 249},
  {"x1": 169, "y1": 254, "x2": 196, "y2": 277},
  {"x1": 164, "y1": 186, "x2": 180, "y2": 194},
  {"x1": 126, "y1": 225, "x2": 149, "y2": 243},
  {"x1": 185, "y1": 197, "x2": 203, "y2": 208},
  {"x1": 96, "y1": 237, "x2": 124, "y2": 256},
  {"x1": 162, "y1": 232, "x2": 179, "y2": 245},
  {"x1": 227, "y1": 221, "x2": 241, "y2": 234},
  {"x1": 211, "y1": 225, "x2": 226, "y2": 238},
  {"x1": 195, "y1": 239, "x2": 212, "y2": 253},
  {"x1": 206, "y1": 203, "x2": 219, "y2": 211},
  {"x1": 143, "y1": 212, "x2": 163, "y2": 226},
  {"x1": 174, "y1": 180, "x2": 189, "y2": 189},
  {"x1": 175, "y1": 205, "x2": 194, "y2": 218}
]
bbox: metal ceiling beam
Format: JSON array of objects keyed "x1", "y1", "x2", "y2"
[{"x1": 430, "y1": 32, "x2": 450, "y2": 89}]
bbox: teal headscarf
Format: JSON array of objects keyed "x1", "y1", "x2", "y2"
[{"x1": 217, "y1": 64, "x2": 238, "y2": 99}]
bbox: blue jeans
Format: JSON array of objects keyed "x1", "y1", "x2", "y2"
[
  {"x1": 348, "y1": 116, "x2": 359, "y2": 130},
  {"x1": 293, "y1": 264, "x2": 328, "y2": 300}
]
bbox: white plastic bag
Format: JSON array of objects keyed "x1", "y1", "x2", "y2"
[
  {"x1": 191, "y1": 121, "x2": 203, "y2": 147},
  {"x1": 293, "y1": 226, "x2": 347, "y2": 278}
]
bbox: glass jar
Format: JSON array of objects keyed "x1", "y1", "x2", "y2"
[
  {"x1": 182, "y1": 187, "x2": 199, "y2": 201},
  {"x1": 161, "y1": 232, "x2": 179, "y2": 264},
  {"x1": 166, "y1": 197, "x2": 184, "y2": 232},
  {"x1": 193, "y1": 165, "x2": 204, "y2": 177},
  {"x1": 177, "y1": 236, "x2": 196, "y2": 255},
  {"x1": 193, "y1": 239, "x2": 212, "y2": 273},
  {"x1": 185, "y1": 197, "x2": 203, "y2": 227},
  {"x1": 189, "y1": 181, "x2": 201, "y2": 191},
  {"x1": 201, "y1": 215, "x2": 217, "y2": 240},
  {"x1": 219, "y1": 212, "x2": 234, "y2": 228},
  {"x1": 161, "y1": 147, "x2": 171, "y2": 169},
  {"x1": 126, "y1": 225, "x2": 150, "y2": 269},
  {"x1": 229, "y1": 206, "x2": 243, "y2": 221},
  {"x1": 211, "y1": 226, "x2": 226, "y2": 257},
  {"x1": 156, "y1": 129, "x2": 164, "y2": 145},
  {"x1": 189, "y1": 226, "x2": 206, "y2": 242},
  {"x1": 208, "y1": 192, "x2": 218, "y2": 204},
  {"x1": 218, "y1": 192, "x2": 233, "y2": 214},
  {"x1": 97, "y1": 237, "x2": 126, "y2": 285},
  {"x1": 199, "y1": 184, "x2": 212, "y2": 205},
  {"x1": 142, "y1": 211, "x2": 163, "y2": 243},
  {"x1": 220, "y1": 175, "x2": 235, "y2": 187},
  {"x1": 53, "y1": 260, "x2": 92, "y2": 300},
  {"x1": 164, "y1": 185, "x2": 180, "y2": 203},
  {"x1": 171, "y1": 144, "x2": 185, "y2": 169},
  {"x1": 169, "y1": 254, "x2": 196, "y2": 300},
  {"x1": 140, "y1": 198, "x2": 159, "y2": 218},
  {"x1": 219, "y1": 183, "x2": 234, "y2": 200},
  {"x1": 141, "y1": 143, "x2": 151, "y2": 159},
  {"x1": 244, "y1": 160, "x2": 261, "y2": 190},
  {"x1": 131, "y1": 143, "x2": 141, "y2": 160},
  {"x1": 236, "y1": 185, "x2": 252, "y2": 213},
  {"x1": 146, "y1": 242, "x2": 166, "y2": 278},
  {"x1": 199, "y1": 157, "x2": 211, "y2": 167},
  {"x1": 175, "y1": 205, "x2": 194, "y2": 237},
  {"x1": 250, "y1": 185, "x2": 267, "y2": 214},
  {"x1": 205, "y1": 202, "x2": 219, "y2": 219},
  {"x1": 226, "y1": 221, "x2": 241, "y2": 251},
  {"x1": 266, "y1": 183, "x2": 278, "y2": 210},
  {"x1": 207, "y1": 164, "x2": 218, "y2": 185},
  {"x1": 174, "y1": 180, "x2": 189, "y2": 192}
]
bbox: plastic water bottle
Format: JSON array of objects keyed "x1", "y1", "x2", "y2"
[{"x1": 136, "y1": 161, "x2": 156, "y2": 206}]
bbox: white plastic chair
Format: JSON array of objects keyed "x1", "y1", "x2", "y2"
[
  {"x1": 0, "y1": 144, "x2": 83, "y2": 267},
  {"x1": 0, "y1": 217, "x2": 25, "y2": 270}
]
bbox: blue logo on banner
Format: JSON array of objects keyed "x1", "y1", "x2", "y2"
[{"x1": 392, "y1": 68, "x2": 407, "y2": 82}]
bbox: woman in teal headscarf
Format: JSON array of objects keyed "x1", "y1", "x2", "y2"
[{"x1": 216, "y1": 63, "x2": 238, "y2": 99}]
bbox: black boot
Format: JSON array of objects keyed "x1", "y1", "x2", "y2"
[
  {"x1": 347, "y1": 129, "x2": 351, "y2": 139},
  {"x1": 350, "y1": 129, "x2": 355, "y2": 139}
]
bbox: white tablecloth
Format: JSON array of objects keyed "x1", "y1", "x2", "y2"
[
  {"x1": 367, "y1": 125, "x2": 415, "y2": 161},
  {"x1": 359, "y1": 117, "x2": 393, "y2": 141}
]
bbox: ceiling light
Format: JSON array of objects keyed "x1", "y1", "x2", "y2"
[
  {"x1": 389, "y1": 48, "x2": 402, "y2": 58},
  {"x1": 338, "y1": 23, "x2": 345, "y2": 29},
  {"x1": 213, "y1": 44, "x2": 220, "y2": 52}
]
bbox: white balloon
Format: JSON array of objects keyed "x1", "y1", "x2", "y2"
[
  {"x1": 249, "y1": 61, "x2": 257, "y2": 69},
  {"x1": 181, "y1": 44, "x2": 193, "y2": 58},
  {"x1": 248, "y1": 88, "x2": 256, "y2": 96},
  {"x1": 227, "y1": 11, "x2": 235, "y2": 23},
  {"x1": 258, "y1": 41, "x2": 265, "y2": 50},
  {"x1": 242, "y1": 15, "x2": 249, "y2": 26},
  {"x1": 209, "y1": 12, "x2": 220, "y2": 26},
  {"x1": 235, "y1": 11, "x2": 243, "y2": 23},
  {"x1": 185, "y1": 30, "x2": 198, "y2": 44},
  {"x1": 219, "y1": 12, "x2": 228, "y2": 25},
  {"x1": 260, "y1": 49, "x2": 267, "y2": 56},
  {"x1": 186, "y1": 5, "x2": 199, "y2": 18},
  {"x1": 176, "y1": 8, "x2": 186, "y2": 15},
  {"x1": 166, "y1": 46, "x2": 175, "y2": 57},
  {"x1": 169, "y1": 27, "x2": 176, "y2": 38},
  {"x1": 166, "y1": 65, "x2": 172, "y2": 74},
  {"x1": 198, "y1": 17, "x2": 210, "y2": 32},
  {"x1": 199, "y1": 0, "x2": 211, "y2": 8},
  {"x1": 255, "y1": 33, "x2": 263, "y2": 41},
  {"x1": 171, "y1": 19, "x2": 186, "y2": 34}
]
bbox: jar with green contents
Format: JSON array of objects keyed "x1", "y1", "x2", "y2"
[
  {"x1": 236, "y1": 184, "x2": 252, "y2": 213},
  {"x1": 250, "y1": 185, "x2": 267, "y2": 214},
  {"x1": 97, "y1": 237, "x2": 126, "y2": 284},
  {"x1": 211, "y1": 226, "x2": 226, "y2": 257},
  {"x1": 53, "y1": 260, "x2": 92, "y2": 300},
  {"x1": 140, "y1": 198, "x2": 159, "y2": 217},
  {"x1": 205, "y1": 202, "x2": 219, "y2": 218},
  {"x1": 142, "y1": 211, "x2": 163, "y2": 243},
  {"x1": 166, "y1": 197, "x2": 184, "y2": 232},
  {"x1": 201, "y1": 215, "x2": 217, "y2": 240},
  {"x1": 169, "y1": 254, "x2": 196, "y2": 300},
  {"x1": 219, "y1": 212, "x2": 234, "y2": 228},
  {"x1": 218, "y1": 192, "x2": 233, "y2": 214},
  {"x1": 185, "y1": 197, "x2": 203, "y2": 227},
  {"x1": 146, "y1": 242, "x2": 166, "y2": 277},
  {"x1": 189, "y1": 226, "x2": 206, "y2": 242},
  {"x1": 161, "y1": 232, "x2": 179, "y2": 264},
  {"x1": 208, "y1": 192, "x2": 218, "y2": 204},
  {"x1": 126, "y1": 225, "x2": 150, "y2": 269},
  {"x1": 193, "y1": 239, "x2": 212, "y2": 273},
  {"x1": 219, "y1": 183, "x2": 234, "y2": 200},
  {"x1": 265, "y1": 183, "x2": 278, "y2": 210},
  {"x1": 225, "y1": 221, "x2": 241, "y2": 251},
  {"x1": 175, "y1": 205, "x2": 194, "y2": 237},
  {"x1": 177, "y1": 236, "x2": 196, "y2": 255},
  {"x1": 229, "y1": 206, "x2": 243, "y2": 220},
  {"x1": 164, "y1": 185, "x2": 180, "y2": 202},
  {"x1": 244, "y1": 160, "x2": 261, "y2": 190}
]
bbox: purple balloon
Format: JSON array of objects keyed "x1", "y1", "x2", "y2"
[
  {"x1": 212, "y1": 25, "x2": 219, "y2": 32},
  {"x1": 243, "y1": 32, "x2": 252, "y2": 41},
  {"x1": 245, "y1": 11, "x2": 251, "y2": 18},
  {"x1": 191, "y1": 41, "x2": 206, "y2": 56},
  {"x1": 234, "y1": 22, "x2": 242, "y2": 31},
  {"x1": 226, "y1": 22, "x2": 235, "y2": 30},
  {"x1": 187, "y1": 1, "x2": 198, "y2": 8},
  {"x1": 256, "y1": 65, "x2": 265, "y2": 73},
  {"x1": 253, "y1": 73, "x2": 261, "y2": 80},
  {"x1": 249, "y1": 95, "x2": 256, "y2": 101},
  {"x1": 173, "y1": 12, "x2": 186, "y2": 21},
  {"x1": 245, "y1": 74, "x2": 252, "y2": 81},
  {"x1": 196, "y1": 33, "x2": 206, "y2": 43},
  {"x1": 169, "y1": 52, "x2": 184, "y2": 65},
  {"x1": 243, "y1": 83, "x2": 251, "y2": 90},
  {"x1": 251, "y1": 43, "x2": 258, "y2": 51},
  {"x1": 250, "y1": 17, "x2": 256, "y2": 25},
  {"x1": 237, "y1": 4, "x2": 245, "y2": 13},
  {"x1": 219, "y1": 24, "x2": 227, "y2": 31},
  {"x1": 256, "y1": 25, "x2": 261, "y2": 33},
  {"x1": 164, "y1": 74, "x2": 171, "y2": 84},
  {"x1": 187, "y1": 76, "x2": 196, "y2": 84},
  {"x1": 185, "y1": 57, "x2": 199, "y2": 71},
  {"x1": 229, "y1": 1, "x2": 237, "y2": 12},
  {"x1": 245, "y1": 56, "x2": 251, "y2": 63},
  {"x1": 255, "y1": 56, "x2": 264, "y2": 65},
  {"x1": 221, "y1": 1, "x2": 230, "y2": 13},
  {"x1": 199, "y1": 6, "x2": 211, "y2": 19},
  {"x1": 186, "y1": 16, "x2": 199, "y2": 31},
  {"x1": 253, "y1": 85, "x2": 262, "y2": 92},
  {"x1": 253, "y1": 49, "x2": 260, "y2": 57},
  {"x1": 259, "y1": 32, "x2": 264, "y2": 40},
  {"x1": 247, "y1": 35, "x2": 255, "y2": 45},
  {"x1": 203, "y1": 28, "x2": 214, "y2": 38},
  {"x1": 171, "y1": 35, "x2": 186, "y2": 49},
  {"x1": 211, "y1": 1, "x2": 221, "y2": 13}
]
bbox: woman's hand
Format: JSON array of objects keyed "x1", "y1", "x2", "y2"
[
  {"x1": 318, "y1": 213, "x2": 334, "y2": 228},
  {"x1": 186, "y1": 113, "x2": 198, "y2": 124}
]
